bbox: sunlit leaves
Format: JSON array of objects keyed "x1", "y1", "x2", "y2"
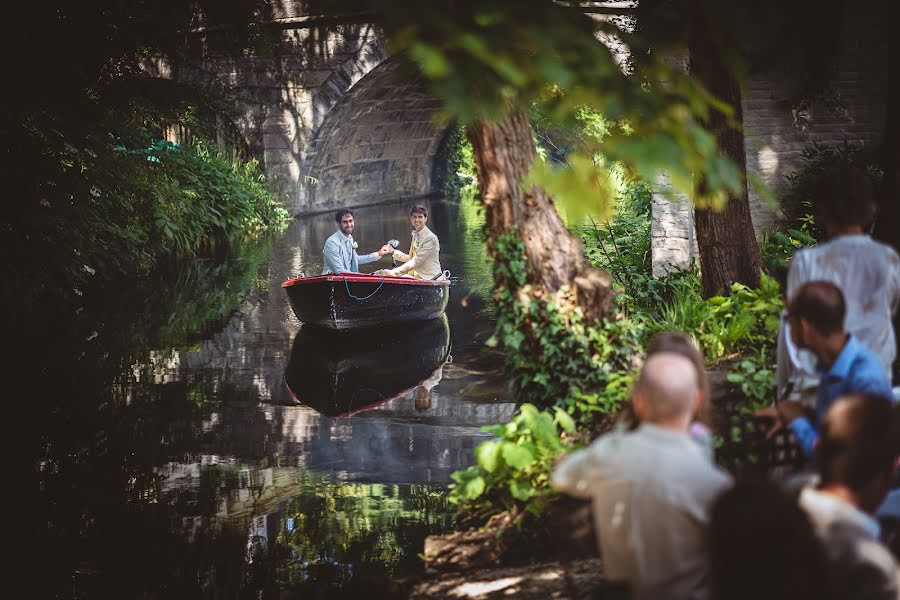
[
  {"x1": 526, "y1": 152, "x2": 617, "y2": 221},
  {"x1": 448, "y1": 402, "x2": 577, "y2": 515},
  {"x1": 357, "y1": 0, "x2": 754, "y2": 213},
  {"x1": 501, "y1": 441, "x2": 535, "y2": 470}
]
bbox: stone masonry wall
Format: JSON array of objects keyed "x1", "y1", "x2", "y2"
[
  {"x1": 743, "y1": 0, "x2": 889, "y2": 232},
  {"x1": 301, "y1": 60, "x2": 448, "y2": 212},
  {"x1": 651, "y1": 0, "x2": 889, "y2": 273},
  {"x1": 173, "y1": 21, "x2": 390, "y2": 215}
]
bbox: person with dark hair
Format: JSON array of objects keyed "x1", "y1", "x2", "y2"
[
  {"x1": 622, "y1": 332, "x2": 713, "y2": 459},
  {"x1": 553, "y1": 352, "x2": 731, "y2": 600},
  {"x1": 776, "y1": 166, "x2": 900, "y2": 405},
  {"x1": 322, "y1": 208, "x2": 394, "y2": 274},
  {"x1": 799, "y1": 393, "x2": 900, "y2": 599},
  {"x1": 757, "y1": 281, "x2": 893, "y2": 455},
  {"x1": 375, "y1": 204, "x2": 442, "y2": 280},
  {"x1": 708, "y1": 479, "x2": 834, "y2": 600}
]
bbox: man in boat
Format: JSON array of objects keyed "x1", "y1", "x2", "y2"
[
  {"x1": 375, "y1": 204, "x2": 442, "y2": 280},
  {"x1": 322, "y1": 208, "x2": 394, "y2": 274}
]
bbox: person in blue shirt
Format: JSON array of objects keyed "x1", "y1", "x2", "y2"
[
  {"x1": 321, "y1": 208, "x2": 393, "y2": 274},
  {"x1": 757, "y1": 280, "x2": 894, "y2": 455}
]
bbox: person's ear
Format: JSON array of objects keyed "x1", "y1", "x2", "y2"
[
  {"x1": 633, "y1": 392, "x2": 648, "y2": 420},
  {"x1": 691, "y1": 391, "x2": 702, "y2": 418}
]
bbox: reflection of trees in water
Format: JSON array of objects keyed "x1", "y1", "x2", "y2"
[
  {"x1": 273, "y1": 473, "x2": 454, "y2": 584},
  {"x1": 23, "y1": 241, "x2": 276, "y2": 598},
  {"x1": 20, "y1": 201, "x2": 503, "y2": 597}
]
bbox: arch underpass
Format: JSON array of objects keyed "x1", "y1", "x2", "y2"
[{"x1": 300, "y1": 59, "x2": 453, "y2": 212}]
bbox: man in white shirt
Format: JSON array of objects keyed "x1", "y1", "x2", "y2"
[
  {"x1": 552, "y1": 353, "x2": 732, "y2": 600},
  {"x1": 777, "y1": 167, "x2": 900, "y2": 403},
  {"x1": 799, "y1": 393, "x2": 900, "y2": 600}
]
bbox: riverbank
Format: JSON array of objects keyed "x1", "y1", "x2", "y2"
[{"x1": 411, "y1": 559, "x2": 607, "y2": 599}]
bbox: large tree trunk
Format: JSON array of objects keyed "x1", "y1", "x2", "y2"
[
  {"x1": 873, "y1": 16, "x2": 899, "y2": 254},
  {"x1": 689, "y1": 24, "x2": 765, "y2": 298},
  {"x1": 466, "y1": 110, "x2": 614, "y2": 322}
]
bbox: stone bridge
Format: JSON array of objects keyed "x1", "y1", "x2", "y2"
[
  {"x1": 147, "y1": 1, "x2": 889, "y2": 273},
  {"x1": 147, "y1": 12, "x2": 451, "y2": 218}
]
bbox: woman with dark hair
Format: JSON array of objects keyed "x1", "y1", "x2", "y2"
[
  {"x1": 621, "y1": 331, "x2": 714, "y2": 458},
  {"x1": 708, "y1": 479, "x2": 834, "y2": 600}
]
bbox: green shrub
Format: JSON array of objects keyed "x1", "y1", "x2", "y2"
[
  {"x1": 145, "y1": 139, "x2": 289, "y2": 256},
  {"x1": 487, "y1": 232, "x2": 641, "y2": 421},
  {"x1": 449, "y1": 404, "x2": 577, "y2": 521}
]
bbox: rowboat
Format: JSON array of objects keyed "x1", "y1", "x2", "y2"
[
  {"x1": 281, "y1": 273, "x2": 450, "y2": 330},
  {"x1": 284, "y1": 315, "x2": 451, "y2": 417}
]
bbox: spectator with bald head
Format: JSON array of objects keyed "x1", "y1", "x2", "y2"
[
  {"x1": 799, "y1": 393, "x2": 900, "y2": 599},
  {"x1": 553, "y1": 352, "x2": 732, "y2": 600}
]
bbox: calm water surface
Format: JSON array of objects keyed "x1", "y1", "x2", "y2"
[{"x1": 24, "y1": 196, "x2": 515, "y2": 598}]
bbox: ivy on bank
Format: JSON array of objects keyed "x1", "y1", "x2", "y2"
[{"x1": 485, "y1": 232, "x2": 640, "y2": 421}]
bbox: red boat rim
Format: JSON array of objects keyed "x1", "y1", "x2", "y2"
[{"x1": 281, "y1": 273, "x2": 449, "y2": 288}]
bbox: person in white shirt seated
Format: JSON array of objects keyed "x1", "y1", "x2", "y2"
[
  {"x1": 552, "y1": 352, "x2": 732, "y2": 600},
  {"x1": 776, "y1": 166, "x2": 900, "y2": 405},
  {"x1": 798, "y1": 393, "x2": 900, "y2": 599}
]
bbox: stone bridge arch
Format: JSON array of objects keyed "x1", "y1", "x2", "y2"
[{"x1": 300, "y1": 59, "x2": 451, "y2": 212}]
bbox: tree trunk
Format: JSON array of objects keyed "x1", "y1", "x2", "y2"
[
  {"x1": 873, "y1": 15, "x2": 899, "y2": 254},
  {"x1": 689, "y1": 24, "x2": 765, "y2": 298},
  {"x1": 466, "y1": 110, "x2": 614, "y2": 322}
]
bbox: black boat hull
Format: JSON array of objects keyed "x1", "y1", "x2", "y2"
[
  {"x1": 284, "y1": 316, "x2": 451, "y2": 417},
  {"x1": 282, "y1": 273, "x2": 450, "y2": 330}
]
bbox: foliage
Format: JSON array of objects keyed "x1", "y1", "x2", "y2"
[
  {"x1": 780, "y1": 141, "x2": 882, "y2": 238},
  {"x1": 144, "y1": 139, "x2": 288, "y2": 256},
  {"x1": 448, "y1": 404, "x2": 576, "y2": 521},
  {"x1": 640, "y1": 274, "x2": 782, "y2": 366},
  {"x1": 320, "y1": 0, "x2": 748, "y2": 220},
  {"x1": 276, "y1": 473, "x2": 453, "y2": 582},
  {"x1": 3, "y1": 101, "x2": 287, "y2": 310},
  {"x1": 578, "y1": 181, "x2": 657, "y2": 307},
  {"x1": 760, "y1": 226, "x2": 817, "y2": 274},
  {"x1": 434, "y1": 123, "x2": 478, "y2": 199},
  {"x1": 487, "y1": 232, "x2": 640, "y2": 419}
]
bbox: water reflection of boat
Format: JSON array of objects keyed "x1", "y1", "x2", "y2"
[
  {"x1": 281, "y1": 273, "x2": 450, "y2": 330},
  {"x1": 284, "y1": 315, "x2": 450, "y2": 417}
]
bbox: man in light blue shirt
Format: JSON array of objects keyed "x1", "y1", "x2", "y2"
[
  {"x1": 322, "y1": 208, "x2": 393, "y2": 274},
  {"x1": 757, "y1": 281, "x2": 894, "y2": 455}
]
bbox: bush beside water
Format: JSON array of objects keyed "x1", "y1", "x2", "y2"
[{"x1": 4, "y1": 101, "x2": 288, "y2": 311}]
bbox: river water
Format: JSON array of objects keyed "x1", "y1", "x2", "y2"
[{"x1": 23, "y1": 195, "x2": 516, "y2": 598}]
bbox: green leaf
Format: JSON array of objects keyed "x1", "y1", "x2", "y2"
[
  {"x1": 458, "y1": 475, "x2": 486, "y2": 500},
  {"x1": 501, "y1": 441, "x2": 535, "y2": 470},
  {"x1": 475, "y1": 440, "x2": 502, "y2": 473},
  {"x1": 509, "y1": 480, "x2": 535, "y2": 501},
  {"x1": 554, "y1": 408, "x2": 576, "y2": 434}
]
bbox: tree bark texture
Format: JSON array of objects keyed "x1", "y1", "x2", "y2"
[
  {"x1": 466, "y1": 110, "x2": 613, "y2": 321},
  {"x1": 689, "y1": 25, "x2": 765, "y2": 298},
  {"x1": 873, "y1": 11, "x2": 899, "y2": 255}
]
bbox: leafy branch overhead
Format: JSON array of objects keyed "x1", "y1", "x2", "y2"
[{"x1": 330, "y1": 0, "x2": 745, "y2": 213}]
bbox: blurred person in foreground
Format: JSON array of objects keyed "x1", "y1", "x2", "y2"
[
  {"x1": 553, "y1": 352, "x2": 731, "y2": 600},
  {"x1": 708, "y1": 479, "x2": 834, "y2": 600},
  {"x1": 799, "y1": 393, "x2": 900, "y2": 599}
]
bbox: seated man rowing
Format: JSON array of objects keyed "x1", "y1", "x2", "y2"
[
  {"x1": 374, "y1": 204, "x2": 442, "y2": 280},
  {"x1": 322, "y1": 208, "x2": 394, "y2": 274}
]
